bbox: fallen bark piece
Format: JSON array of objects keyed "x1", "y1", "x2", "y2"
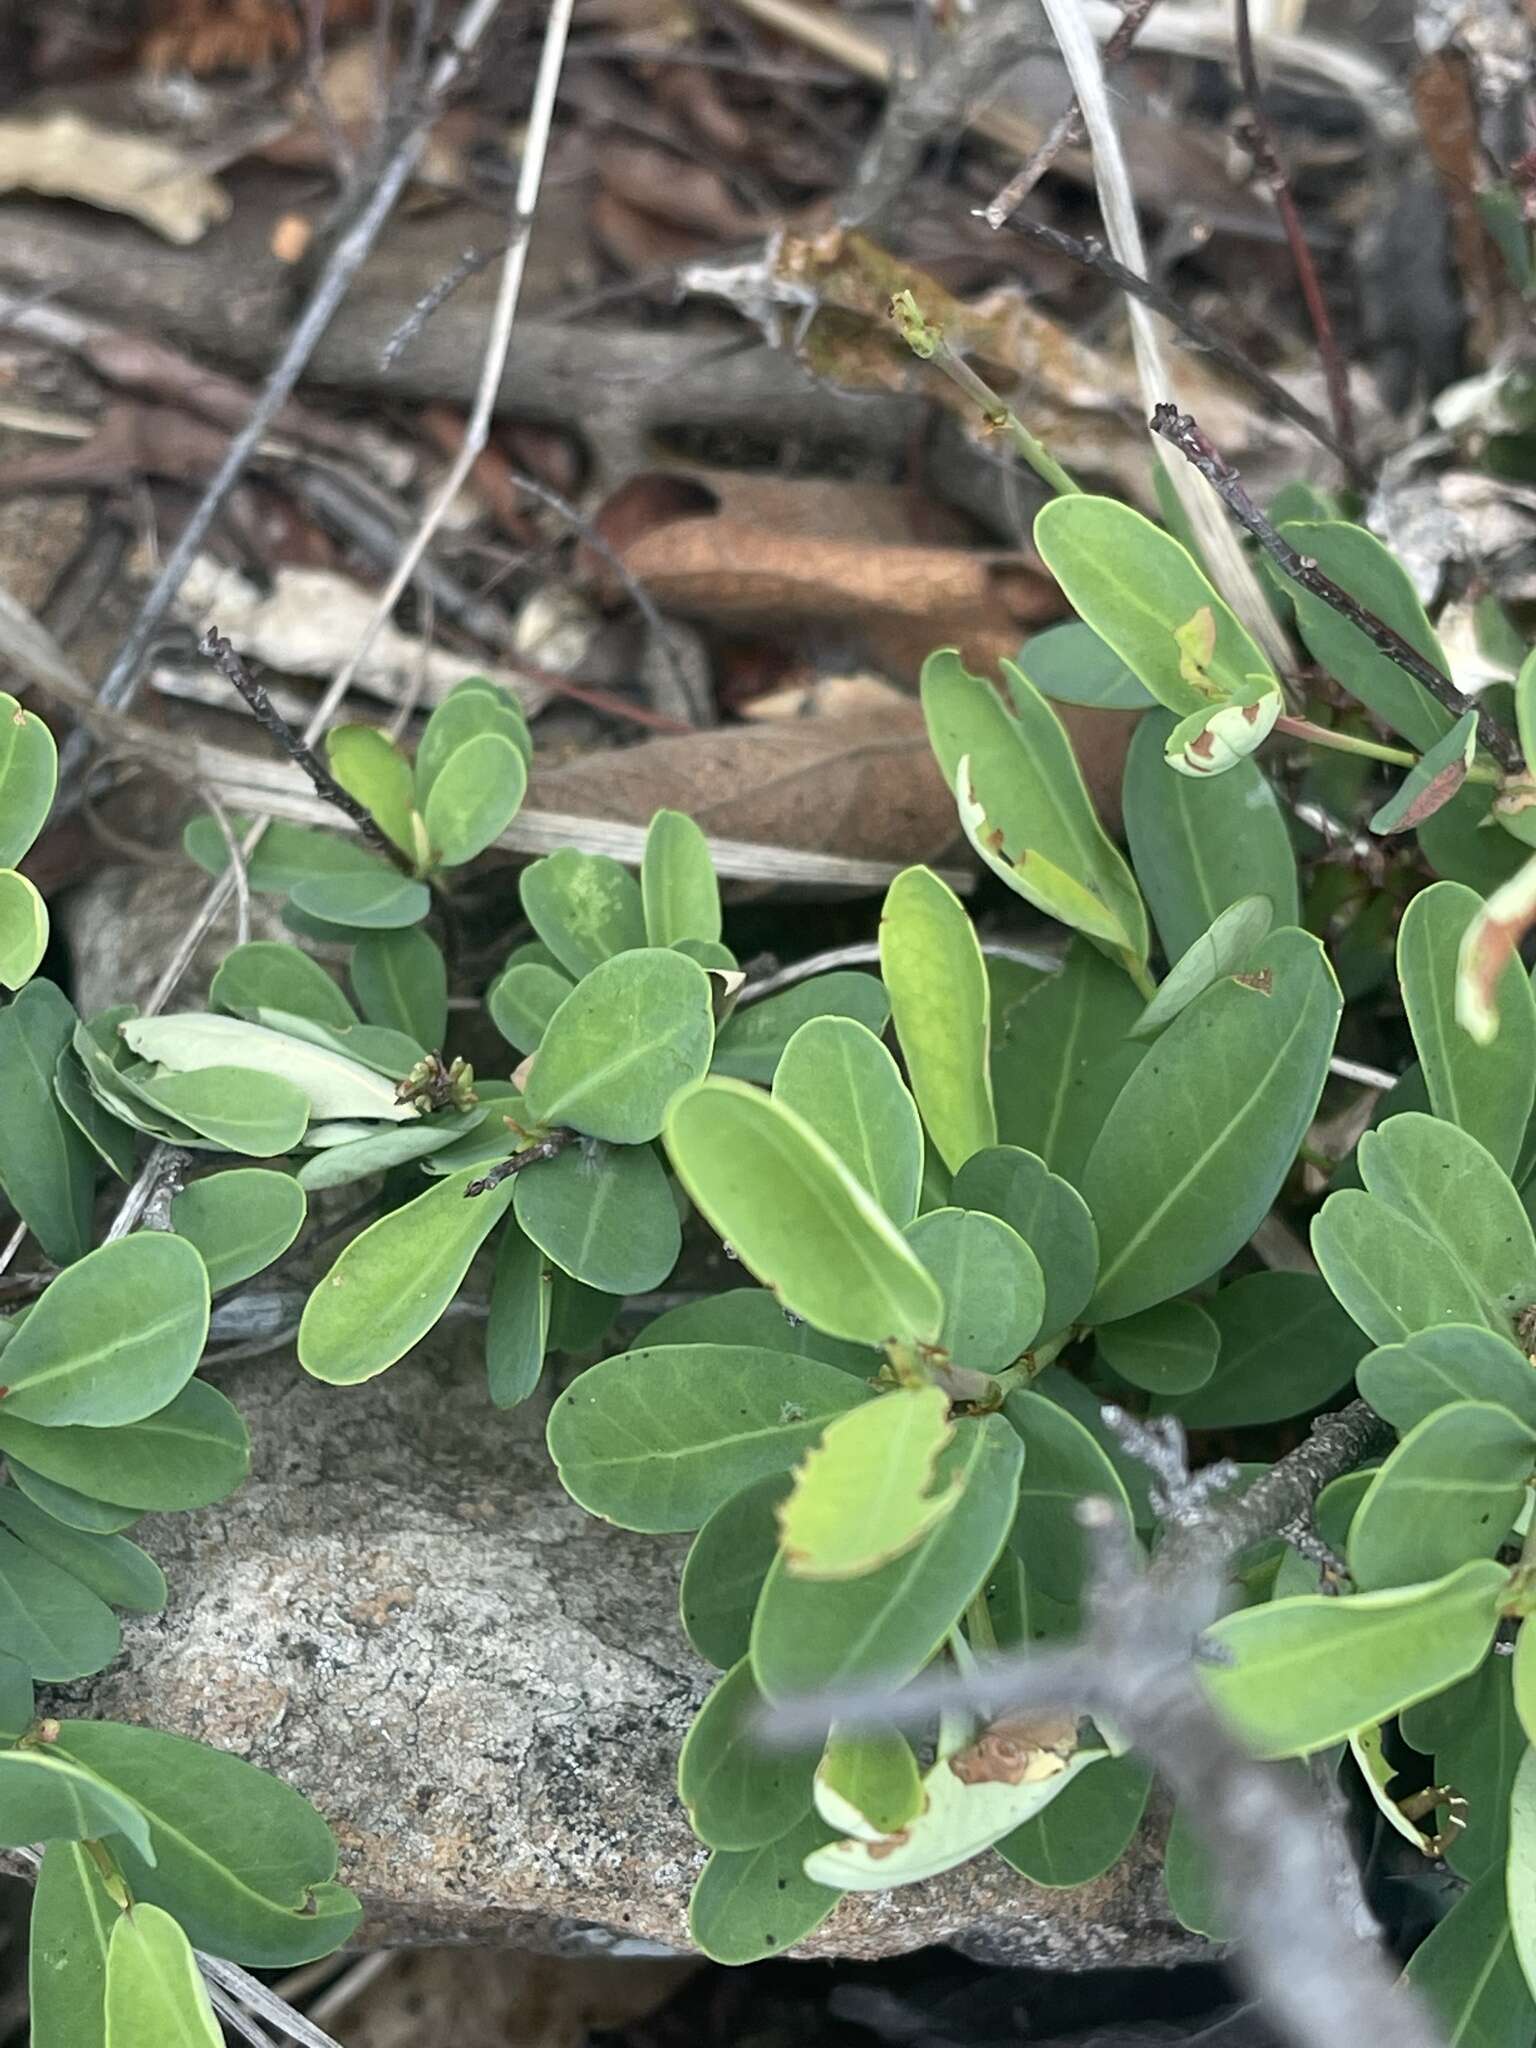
[{"x1": 0, "y1": 110, "x2": 230, "y2": 244}]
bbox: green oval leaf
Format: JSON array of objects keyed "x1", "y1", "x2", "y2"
[
  {"x1": 1081, "y1": 929, "x2": 1341, "y2": 1323},
  {"x1": 30, "y1": 1842, "x2": 117, "y2": 2048},
  {"x1": 121, "y1": 1013, "x2": 411, "y2": 1124},
  {"x1": 712, "y1": 973, "x2": 891, "y2": 1086},
  {"x1": 1358, "y1": 1324, "x2": 1536, "y2": 1436},
  {"x1": 1347, "y1": 1401, "x2": 1534, "y2": 1591},
  {"x1": 350, "y1": 927, "x2": 447, "y2": 1049},
  {"x1": 0, "y1": 693, "x2": 57, "y2": 869},
  {"x1": 815, "y1": 1728, "x2": 924, "y2": 1840},
  {"x1": 1370, "y1": 708, "x2": 1479, "y2": 835},
  {"x1": 122, "y1": 1065, "x2": 311, "y2": 1157},
  {"x1": 950, "y1": 1146, "x2": 1098, "y2": 1341},
  {"x1": 287, "y1": 866, "x2": 431, "y2": 931},
  {"x1": 681, "y1": 1472, "x2": 792, "y2": 1670},
  {"x1": 1399, "y1": 881, "x2": 1536, "y2": 1174},
  {"x1": 1130, "y1": 896, "x2": 1272, "y2": 1040},
  {"x1": 485, "y1": 1216, "x2": 550, "y2": 1409},
  {"x1": 51, "y1": 1721, "x2": 361, "y2": 1967},
  {"x1": 773, "y1": 1017, "x2": 922, "y2": 1226},
  {"x1": 997, "y1": 1751, "x2": 1152, "y2": 1889},
  {"x1": 780, "y1": 1385, "x2": 961, "y2": 1579},
  {"x1": 1033, "y1": 496, "x2": 1276, "y2": 714},
  {"x1": 299, "y1": 1166, "x2": 516, "y2": 1384},
  {"x1": 0, "y1": 1749, "x2": 151, "y2": 1858},
  {"x1": 0, "y1": 1234, "x2": 209, "y2": 1427},
  {"x1": 904, "y1": 1208, "x2": 1044, "y2": 1371},
  {"x1": 642, "y1": 808, "x2": 722, "y2": 947},
  {"x1": 879, "y1": 866, "x2": 995, "y2": 1173},
  {"x1": 7, "y1": 1464, "x2": 138, "y2": 1534},
  {"x1": 421, "y1": 731, "x2": 526, "y2": 869},
  {"x1": 0, "y1": 1485, "x2": 163, "y2": 1613},
  {"x1": 105, "y1": 1901, "x2": 221, "y2": 2048},
  {"x1": 523, "y1": 949, "x2": 714, "y2": 1144},
  {"x1": 751, "y1": 1414, "x2": 1022, "y2": 1700},
  {"x1": 687, "y1": 1808, "x2": 840, "y2": 1965},
  {"x1": 679, "y1": 1658, "x2": 817, "y2": 1850},
  {"x1": 515, "y1": 1137, "x2": 681, "y2": 1295},
  {"x1": 519, "y1": 849, "x2": 645, "y2": 978},
  {"x1": 640, "y1": 1288, "x2": 874, "y2": 1374},
  {"x1": 548, "y1": 1345, "x2": 872, "y2": 1532},
  {"x1": 1161, "y1": 1272, "x2": 1363, "y2": 1429},
  {"x1": 0, "y1": 980, "x2": 95, "y2": 1264},
  {"x1": 1003, "y1": 1386, "x2": 1134, "y2": 1602},
  {"x1": 0, "y1": 1528, "x2": 119, "y2": 1679},
  {"x1": 295, "y1": 1108, "x2": 488, "y2": 1192},
  {"x1": 0, "y1": 1382, "x2": 248, "y2": 1512},
  {"x1": 1200, "y1": 1558, "x2": 1508, "y2": 1757},
  {"x1": 1312, "y1": 1190, "x2": 1498, "y2": 1346},
  {"x1": 53, "y1": 1048, "x2": 137, "y2": 1182},
  {"x1": 170, "y1": 1170, "x2": 306, "y2": 1293},
  {"x1": 1121, "y1": 712, "x2": 1298, "y2": 963},
  {"x1": 0, "y1": 869, "x2": 47, "y2": 989},
  {"x1": 666, "y1": 1078, "x2": 943, "y2": 1347},
  {"x1": 487, "y1": 960, "x2": 574, "y2": 1054},
  {"x1": 1413, "y1": 1865, "x2": 1534, "y2": 2048},
  {"x1": 1096, "y1": 1299, "x2": 1219, "y2": 1395},
  {"x1": 210, "y1": 942, "x2": 356, "y2": 1029},
  {"x1": 183, "y1": 817, "x2": 383, "y2": 895},
  {"x1": 324, "y1": 724, "x2": 416, "y2": 858},
  {"x1": 415, "y1": 677, "x2": 530, "y2": 798},
  {"x1": 990, "y1": 943, "x2": 1145, "y2": 1190},
  {"x1": 1359, "y1": 1113, "x2": 1536, "y2": 1329},
  {"x1": 1015, "y1": 621, "x2": 1152, "y2": 710}
]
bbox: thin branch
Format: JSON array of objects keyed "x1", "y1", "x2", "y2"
[
  {"x1": 1149, "y1": 402, "x2": 1523, "y2": 773},
  {"x1": 464, "y1": 1128, "x2": 579, "y2": 1198},
  {"x1": 197, "y1": 629, "x2": 412, "y2": 875},
  {"x1": 379, "y1": 242, "x2": 507, "y2": 368},
  {"x1": 999, "y1": 216, "x2": 1354, "y2": 475},
  {"x1": 1231, "y1": 0, "x2": 1358, "y2": 476},
  {"x1": 982, "y1": 0, "x2": 1166, "y2": 225}
]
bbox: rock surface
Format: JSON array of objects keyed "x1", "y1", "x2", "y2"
[{"x1": 68, "y1": 1329, "x2": 1201, "y2": 1965}]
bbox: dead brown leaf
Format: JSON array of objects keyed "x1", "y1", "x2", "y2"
[
  {"x1": 594, "y1": 138, "x2": 763, "y2": 239},
  {"x1": 589, "y1": 187, "x2": 717, "y2": 273},
  {"x1": 651, "y1": 64, "x2": 755, "y2": 156},
  {"x1": 948, "y1": 1712, "x2": 1080, "y2": 1788}
]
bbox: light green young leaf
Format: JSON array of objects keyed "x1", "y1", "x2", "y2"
[
  {"x1": 0, "y1": 1528, "x2": 120, "y2": 1678},
  {"x1": 182, "y1": 817, "x2": 383, "y2": 894},
  {"x1": 921, "y1": 649, "x2": 1147, "y2": 966},
  {"x1": 687, "y1": 1808, "x2": 840, "y2": 1965},
  {"x1": 0, "y1": 1749, "x2": 152, "y2": 1858},
  {"x1": 905, "y1": 1208, "x2": 1044, "y2": 1371},
  {"x1": 1369, "y1": 709, "x2": 1479, "y2": 835},
  {"x1": 805, "y1": 1735, "x2": 1105, "y2": 1890},
  {"x1": 350, "y1": 927, "x2": 447, "y2": 1048},
  {"x1": 1346, "y1": 1401, "x2": 1534, "y2": 1591},
  {"x1": 120, "y1": 1013, "x2": 413, "y2": 1123},
  {"x1": 1280, "y1": 520, "x2": 1454, "y2": 751},
  {"x1": 30, "y1": 1842, "x2": 117, "y2": 2048},
  {"x1": 1359, "y1": 1113, "x2": 1536, "y2": 1328},
  {"x1": 751, "y1": 1415, "x2": 1022, "y2": 1700},
  {"x1": 1015, "y1": 620, "x2": 1152, "y2": 710},
  {"x1": 1033, "y1": 496, "x2": 1277, "y2": 713},
  {"x1": 1312, "y1": 1191, "x2": 1501, "y2": 1346},
  {"x1": 485, "y1": 1216, "x2": 550, "y2": 1410},
  {"x1": 0, "y1": 869, "x2": 47, "y2": 988},
  {"x1": 105, "y1": 1902, "x2": 221, "y2": 2048},
  {"x1": 642, "y1": 808, "x2": 722, "y2": 947},
  {"x1": 712, "y1": 972, "x2": 890, "y2": 1085},
  {"x1": 879, "y1": 866, "x2": 995, "y2": 1172},
  {"x1": 488, "y1": 960, "x2": 574, "y2": 1054},
  {"x1": 300, "y1": 1166, "x2": 515, "y2": 1384},
  {"x1": 1359, "y1": 1325, "x2": 1536, "y2": 1436},
  {"x1": 1201, "y1": 1557, "x2": 1508, "y2": 1757},
  {"x1": 779, "y1": 1385, "x2": 959, "y2": 1580},
  {"x1": 209, "y1": 942, "x2": 356, "y2": 1029},
  {"x1": 52, "y1": 1048, "x2": 137, "y2": 1181},
  {"x1": 773, "y1": 1016, "x2": 922, "y2": 1225},
  {"x1": 519, "y1": 848, "x2": 645, "y2": 978},
  {"x1": 0, "y1": 1485, "x2": 163, "y2": 1612},
  {"x1": 514, "y1": 1137, "x2": 681, "y2": 1295},
  {"x1": 523, "y1": 948, "x2": 714, "y2": 1143},
  {"x1": 421, "y1": 731, "x2": 526, "y2": 869},
  {"x1": 414, "y1": 676, "x2": 530, "y2": 797},
  {"x1": 1130, "y1": 897, "x2": 1272, "y2": 1039},
  {"x1": 1399, "y1": 880, "x2": 1536, "y2": 1172},
  {"x1": 170, "y1": 1170, "x2": 306, "y2": 1292},
  {"x1": 1412, "y1": 1864, "x2": 1534, "y2": 2044},
  {"x1": 324, "y1": 724, "x2": 417, "y2": 857},
  {"x1": 0, "y1": 980, "x2": 95, "y2": 1263},
  {"x1": 680, "y1": 1471, "x2": 793, "y2": 1672},
  {"x1": 1162, "y1": 1273, "x2": 1363, "y2": 1429},
  {"x1": 1096, "y1": 1299, "x2": 1219, "y2": 1395},
  {"x1": 1121, "y1": 712, "x2": 1298, "y2": 964},
  {"x1": 0, "y1": 1234, "x2": 209, "y2": 1427},
  {"x1": 997, "y1": 1751, "x2": 1152, "y2": 1889},
  {"x1": 0, "y1": 1381, "x2": 248, "y2": 1512},
  {"x1": 666, "y1": 1078, "x2": 943, "y2": 1347},
  {"x1": 679, "y1": 1659, "x2": 817, "y2": 1850},
  {"x1": 989, "y1": 943, "x2": 1145, "y2": 1190},
  {"x1": 119, "y1": 1065, "x2": 311, "y2": 1157},
  {"x1": 815, "y1": 1728, "x2": 924, "y2": 1841},
  {"x1": 247, "y1": 1008, "x2": 422, "y2": 1080},
  {"x1": 547, "y1": 1345, "x2": 871, "y2": 1532},
  {"x1": 1081, "y1": 929, "x2": 1341, "y2": 1323},
  {"x1": 0, "y1": 691, "x2": 57, "y2": 868},
  {"x1": 1003, "y1": 1387, "x2": 1133, "y2": 1602},
  {"x1": 295, "y1": 1108, "x2": 487, "y2": 1192},
  {"x1": 52, "y1": 1721, "x2": 361, "y2": 1967},
  {"x1": 6, "y1": 1464, "x2": 137, "y2": 1534},
  {"x1": 950, "y1": 1146, "x2": 1098, "y2": 1340}
]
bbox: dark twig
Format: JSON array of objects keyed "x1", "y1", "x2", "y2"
[
  {"x1": 198, "y1": 629, "x2": 413, "y2": 875},
  {"x1": 465, "y1": 1128, "x2": 580, "y2": 1197},
  {"x1": 1150, "y1": 403, "x2": 1523, "y2": 773},
  {"x1": 1002, "y1": 217, "x2": 1357, "y2": 477},
  {"x1": 378, "y1": 241, "x2": 508, "y2": 368},
  {"x1": 982, "y1": 0, "x2": 1166, "y2": 225},
  {"x1": 1231, "y1": 0, "x2": 1358, "y2": 475}
]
